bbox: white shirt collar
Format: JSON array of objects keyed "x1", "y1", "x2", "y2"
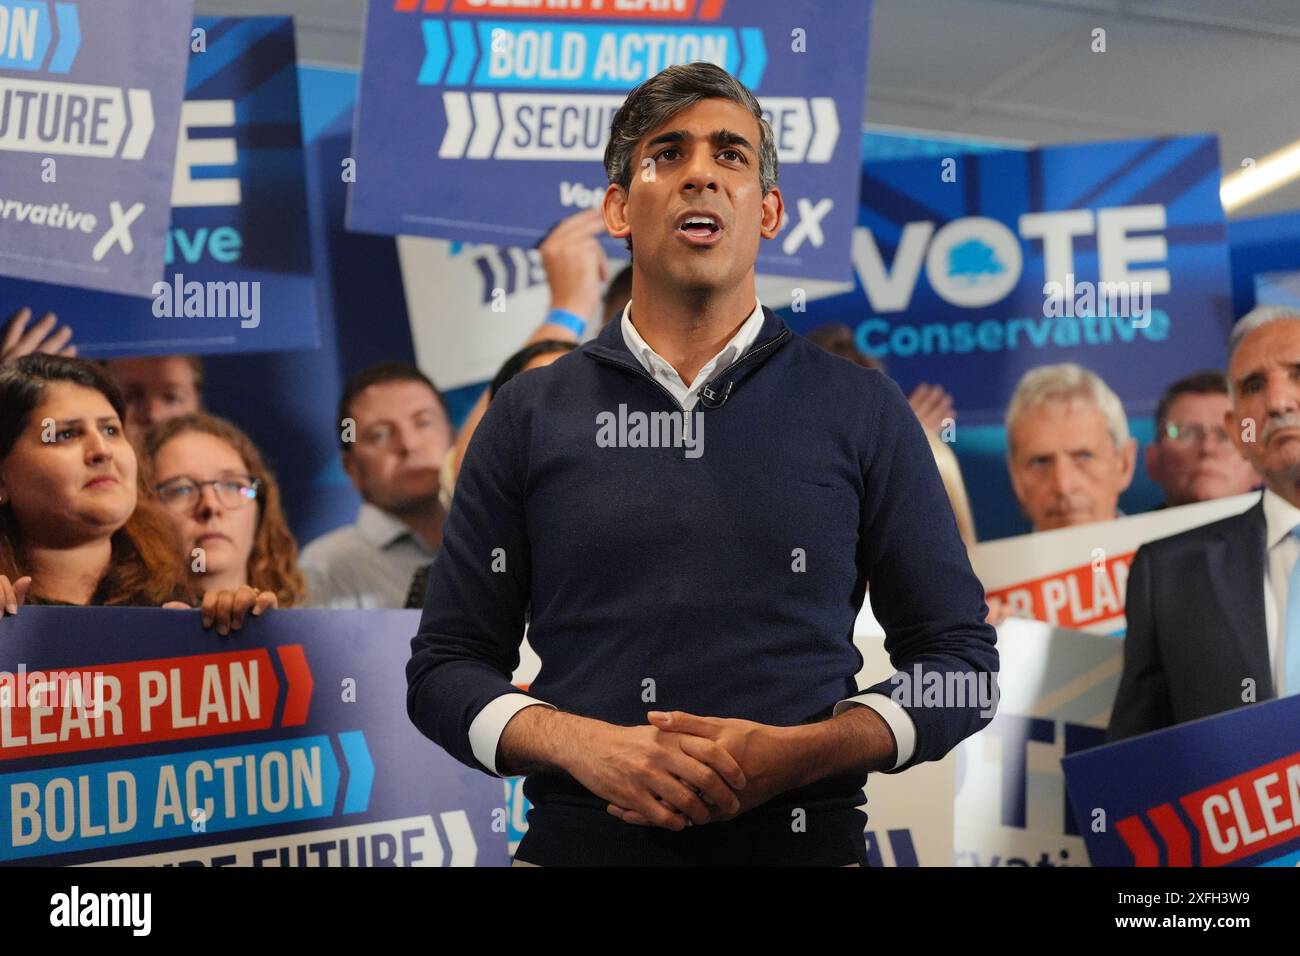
[
  {"x1": 356, "y1": 501, "x2": 421, "y2": 551},
  {"x1": 619, "y1": 297, "x2": 764, "y2": 390},
  {"x1": 1262, "y1": 487, "x2": 1300, "y2": 551}
]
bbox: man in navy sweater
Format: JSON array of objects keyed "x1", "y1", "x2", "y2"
[{"x1": 407, "y1": 63, "x2": 998, "y2": 866}]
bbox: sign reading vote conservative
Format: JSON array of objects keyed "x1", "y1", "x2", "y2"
[
  {"x1": 0, "y1": 0, "x2": 193, "y2": 296},
  {"x1": 786, "y1": 135, "x2": 1235, "y2": 422},
  {"x1": 349, "y1": 0, "x2": 872, "y2": 281},
  {"x1": 1063, "y1": 695, "x2": 1300, "y2": 867},
  {"x1": 0, "y1": 16, "x2": 320, "y2": 356},
  {"x1": 0, "y1": 608, "x2": 507, "y2": 866}
]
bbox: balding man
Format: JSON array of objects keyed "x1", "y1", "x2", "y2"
[
  {"x1": 1005, "y1": 363, "x2": 1137, "y2": 532},
  {"x1": 1109, "y1": 306, "x2": 1300, "y2": 741}
]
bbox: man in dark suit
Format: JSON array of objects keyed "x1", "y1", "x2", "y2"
[{"x1": 1109, "y1": 306, "x2": 1300, "y2": 741}]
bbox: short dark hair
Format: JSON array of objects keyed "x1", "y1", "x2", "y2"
[
  {"x1": 1155, "y1": 370, "x2": 1229, "y2": 439},
  {"x1": 489, "y1": 340, "x2": 577, "y2": 400},
  {"x1": 337, "y1": 362, "x2": 449, "y2": 452},
  {"x1": 603, "y1": 62, "x2": 779, "y2": 256}
]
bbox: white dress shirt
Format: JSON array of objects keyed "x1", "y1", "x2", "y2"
[
  {"x1": 300, "y1": 502, "x2": 437, "y2": 609},
  {"x1": 1259, "y1": 489, "x2": 1295, "y2": 694},
  {"x1": 469, "y1": 296, "x2": 916, "y2": 777}
]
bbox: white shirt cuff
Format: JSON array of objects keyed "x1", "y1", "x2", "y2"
[
  {"x1": 833, "y1": 692, "x2": 916, "y2": 771},
  {"x1": 468, "y1": 693, "x2": 554, "y2": 776}
]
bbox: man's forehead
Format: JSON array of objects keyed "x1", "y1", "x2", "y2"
[
  {"x1": 1167, "y1": 391, "x2": 1229, "y2": 416},
  {"x1": 1230, "y1": 322, "x2": 1300, "y2": 374},
  {"x1": 641, "y1": 100, "x2": 759, "y2": 145},
  {"x1": 1015, "y1": 398, "x2": 1109, "y2": 443},
  {"x1": 353, "y1": 380, "x2": 440, "y2": 414}
]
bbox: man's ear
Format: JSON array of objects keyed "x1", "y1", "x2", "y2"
[
  {"x1": 340, "y1": 451, "x2": 365, "y2": 495},
  {"x1": 760, "y1": 187, "x2": 784, "y2": 239},
  {"x1": 603, "y1": 183, "x2": 631, "y2": 242},
  {"x1": 1226, "y1": 404, "x2": 1247, "y2": 458},
  {"x1": 1118, "y1": 437, "x2": 1138, "y2": 491}
]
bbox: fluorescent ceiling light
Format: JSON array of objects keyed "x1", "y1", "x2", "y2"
[{"x1": 1221, "y1": 139, "x2": 1300, "y2": 213}]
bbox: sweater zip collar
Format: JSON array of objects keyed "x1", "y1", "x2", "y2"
[{"x1": 584, "y1": 306, "x2": 792, "y2": 409}]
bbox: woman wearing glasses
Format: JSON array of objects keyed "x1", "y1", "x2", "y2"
[
  {"x1": 143, "y1": 413, "x2": 305, "y2": 610},
  {"x1": 0, "y1": 354, "x2": 269, "y2": 632}
]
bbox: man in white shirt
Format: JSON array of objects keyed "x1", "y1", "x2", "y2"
[
  {"x1": 1109, "y1": 306, "x2": 1299, "y2": 741},
  {"x1": 300, "y1": 363, "x2": 452, "y2": 608}
]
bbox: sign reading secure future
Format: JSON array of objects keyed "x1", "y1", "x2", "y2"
[
  {"x1": 0, "y1": 16, "x2": 321, "y2": 356},
  {"x1": 783, "y1": 134, "x2": 1235, "y2": 423},
  {"x1": 0, "y1": 0, "x2": 193, "y2": 296},
  {"x1": 348, "y1": 0, "x2": 873, "y2": 281},
  {"x1": 0, "y1": 608, "x2": 507, "y2": 866}
]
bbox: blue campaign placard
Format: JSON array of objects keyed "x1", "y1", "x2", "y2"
[
  {"x1": 0, "y1": 0, "x2": 193, "y2": 296},
  {"x1": 787, "y1": 135, "x2": 1234, "y2": 423},
  {"x1": 0, "y1": 607, "x2": 508, "y2": 866},
  {"x1": 1062, "y1": 695, "x2": 1300, "y2": 867},
  {"x1": 0, "y1": 16, "x2": 320, "y2": 356},
  {"x1": 348, "y1": 0, "x2": 872, "y2": 281}
]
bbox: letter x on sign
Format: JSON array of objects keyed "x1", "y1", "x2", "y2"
[
  {"x1": 782, "y1": 197, "x2": 834, "y2": 256},
  {"x1": 92, "y1": 201, "x2": 146, "y2": 262}
]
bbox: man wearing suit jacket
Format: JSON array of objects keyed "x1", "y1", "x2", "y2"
[{"x1": 1108, "y1": 306, "x2": 1300, "y2": 741}]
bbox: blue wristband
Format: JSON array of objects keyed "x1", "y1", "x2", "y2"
[{"x1": 545, "y1": 307, "x2": 586, "y2": 338}]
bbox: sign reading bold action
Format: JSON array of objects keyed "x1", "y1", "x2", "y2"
[
  {"x1": 349, "y1": 0, "x2": 873, "y2": 281},
  {"x1": 0, "y1": 608, "x2": 506, "y2": 866},
  {"x1": 1064, "y1": 695, "x2": 1300, "y2": 867},
  {"x1": 0, "y1": 0, "x2": 194, "y2": 295},
  {"x1": 0, "y1": 16, "x2": 320, "y2": 356}
]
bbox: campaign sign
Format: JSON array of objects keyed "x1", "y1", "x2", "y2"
[
  {"x1": 790, "y1": 135, "x2": 1235, "y2": 422},
  {"x1": 0, "y1": 0, "x2": 193, "y2": 295},
  {"x1": 947, "y1": 617, "x2": 1120, "y2": 867},
  {"x1": 0, "y1": 608, "x2": 507, "y2": 866},
  {"x1": 0, "y1": 16, "x2": 320, "y2": 356},
  {"x1": 1063, "y1": 695, "x2": 1300, "y2": 867},
  {"x1": 975, "y1": 492, "x2": 1256, "y2": 637},
  {"x1": 349, "y1": 0, "x2": 872, "y2": 281}
]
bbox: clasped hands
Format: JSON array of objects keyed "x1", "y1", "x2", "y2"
[{"x1": 574, "y1": 710, "x2": 801, "y2": 832}]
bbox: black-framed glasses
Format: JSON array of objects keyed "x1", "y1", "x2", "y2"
[{"x1": 156, "y1": 476, "x2": 261, "y2": 513}]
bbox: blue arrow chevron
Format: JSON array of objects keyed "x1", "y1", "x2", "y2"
[
  {"x1": 417, "y1": 19, "x2": 448, "y2": 85},
  {"x1": 446, "y1": 19, "x2": 476, "y2": 86},
  {"x1": 738, "y1": 27, "x2": 767, "y2": 89},
  {"x1": 47, "y1": 3, "x2": 79, "y2": 73},
  {"x1": 339, "y1": 730, "x2": 375, "y2": 814}
]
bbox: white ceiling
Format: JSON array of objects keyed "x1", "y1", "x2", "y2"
[{"x1": 196, "y1": 0, "x2": 1300, "y2": 217}]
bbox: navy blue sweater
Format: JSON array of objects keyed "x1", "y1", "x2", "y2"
[{"x1": 407, "y1": 306, "x2": 998, "y2": 859}]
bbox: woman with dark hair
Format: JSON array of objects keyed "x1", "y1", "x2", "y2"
[
  {"x1": 0, "y1": 354, "x2": 272, "y2": 631},
  {"x1": 142, "y1": 413, "x2": 306, "y2": 607}
]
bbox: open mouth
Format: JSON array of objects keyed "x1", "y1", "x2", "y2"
[{"x1": 676, "y1": 214, "x2": 723, "y2": 245}]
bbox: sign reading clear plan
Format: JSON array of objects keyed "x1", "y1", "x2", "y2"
[
  {"x1": 348, "y1": 0, "x2": 873, "y2": 282},
  {"x1": 0, "y1": 0, "x2": 194, "y2": 296},
  {"x1": 0, "y1": 16, "x2": 319, "y2": 356}
]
